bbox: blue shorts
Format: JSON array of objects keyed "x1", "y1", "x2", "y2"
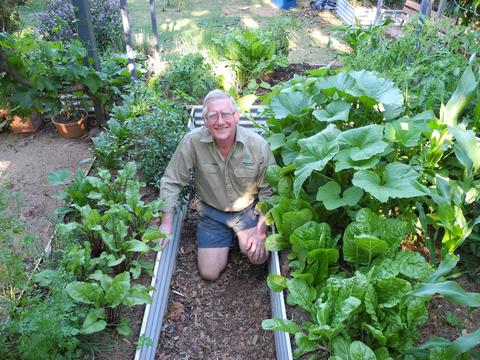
[{"x1": 196, "y1": 201, "x2": 259, "y2": 248}]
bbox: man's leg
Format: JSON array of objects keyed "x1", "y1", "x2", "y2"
[
  {"x1": 196, "y1": 201, "x2": 234, "y2": 281},
  {"x1": 197, "y1": 247, "x2": 229, "y2": 281}
]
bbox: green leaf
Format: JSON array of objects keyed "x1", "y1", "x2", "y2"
[
  {"x1": 336, "y1": 125, "x2": 387, "y2": 161},
  {"x1": 312, "y1": 101, "x2": 350, "y2": 123},
  {"x1": 123, "y1": 240, "x2": 150, "y2": 253},
  {"x1": 116, "y1": 317, "x2": 132, "y2": 337},
  {"x1": 448, "y1": 126, "x2": 480, "y2": 175},
  {"x1": 409, "y1": 281, "x2": 480, "y2": 307},
  {"x1": 104, "y1": 272, "x2": 130, "y2": 308},
  {"x1": 331, "y1": 336, "x2": 351, "y2": 360},
  {"x1": 66, "y1": 281, "x2": 104, "y2": 306},
  {"x1": 332, "y1": 296, "x2": 361, "y2": 327},
  {"x1": 261, "y1": 318, "x2": 301, "y2": 334},
  {"x1": 343, "y1": 235, "x2": 388, "y2": 266},
  {"x1": 426, "y1": 253, "x2": 459, "y2": 283},
  {"x1": 349, "y1": 70, "x2": 404, "y2": 120},
  {"x1": 265, "y1": 233, "x2": 290, "y2": 251},
  {"x1": 286, "y1": 278, "x2": 316, "y2": 310},
  {"x1": 270, "y1": 90, "x2": 315, "y2": 118},
  {"x1": 294, "y1": 124, "x2": 340, "y2": 198},
  {"x1": 316, "y1": 181, "x2": 363, "y2": 210},
  {"x1": 362, "y1": 323, "x2": 386, "y2": 345},
  {"x1": 124, "y1": 285, "x2": 152, "y2": 306},
  {"x1": 394, "y1": 250, "x2": 431, "y2": 280},
  {"x1": 293, "y1": 332, "x2": 321, "y2": 359},
  {"x1": 80, "y1": 308, "x2": 107, "y2": 334},
  {"x1": 406, "y1": 297, "x2": 428, "y2": 328},
  {"x1": 385, "y1": 119, "x2": 423, "y2": 148},
  {"x1": 33, "y1": 269, "x2": 60, "y2": 287},
  {"x1": 375, "y1": 278, "x2": 411, "y2": 308},
  {"x1": 352, "y1": 162, "x2": 427, "y2": 203},
  {"x1": 267, "y1": 273, "x2": 287, "y2": 292},
  {"x1": 350, "y1": 341, "x2": 376, "y2": 360},
  {"x1": 334, "y1": 151, "x2": 380, "y2": 172},
  {"x1": 440, "y1": 64, "x2": 477, "y2": 127},
  {"x1": 48, "y1": 169, "x2": 71, "y2": 186},
  {"x1": 418, "y1": 328, "x2": 480, "y2": 358},
  {"x1": 142, "y1": 228, "x2": 165, "y2": 242}
]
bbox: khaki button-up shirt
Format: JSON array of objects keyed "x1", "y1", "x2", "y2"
[{"x1": 160, "y1": 125, "x2": 276, "y2": 212}]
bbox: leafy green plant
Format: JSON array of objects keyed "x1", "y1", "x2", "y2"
[
  {"x1": 94, "y1": 86, "x2": 188, "y2": 189},
  {"x1": 214, "y1": 27, "x2": 289, "y2": 92},
  {"x1": 0, "y1": 33, "x2": 130, "y2": 120},
  {"x1": 52, "y1": 162, "x2": 164, "y2": 274},
  {"x1": 150, "y1": 53, "x2": 221, "y2": 102},
  {"x1": 335, "y1": 19, "x2": 479, "y2": 115},
  {"x1": 65, "y1": 270, "x2": 152, "y2": 334}
]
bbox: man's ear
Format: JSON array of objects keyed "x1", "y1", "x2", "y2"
[{"x1": 234, "y1": 111, "x2": 241, "y2": 123}]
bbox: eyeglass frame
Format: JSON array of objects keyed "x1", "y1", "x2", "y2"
[{"x1": 204, "y1": 111, "x2": 237, "y2": 123}]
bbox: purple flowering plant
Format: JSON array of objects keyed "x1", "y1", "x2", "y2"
[{"x1": 37, "y1": 0, "x2": 124, "y2": 54}]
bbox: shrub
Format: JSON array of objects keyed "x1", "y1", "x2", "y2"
[
  {"x1": 151, "y1": 53, "x2": 221, "y2": 102},
  {"x1": 37, "y1": 0, "x2": 124, "y2": 54},
  {"x1": 0, "y1": 0, "x2": 21, "y2": 33},
  {"x1": 213, "y1": 27, "x2": 289, "y2": 92}
]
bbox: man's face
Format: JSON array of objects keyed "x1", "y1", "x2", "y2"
[{"x1": 204, "y1": 98, "x2": 240, "y2": 144}]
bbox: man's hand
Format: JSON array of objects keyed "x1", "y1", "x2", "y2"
[
  {"x1": 157, "y1": 212, "x2": 174, "y2": 248},
  {"x1": 245, "y1": 228, "x2": 267, "y2": 264}
]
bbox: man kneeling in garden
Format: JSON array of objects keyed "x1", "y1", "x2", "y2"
[{"x1": 156, "y1": 89, "x2": 276, "y2": 281}]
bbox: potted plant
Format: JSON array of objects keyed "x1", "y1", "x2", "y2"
[
  {"x1": 0, "y1": 33, "x2": 109, "y2": 135},
  {"x1": 51, "y1": 95, "x2": 91, "y2": 138}
]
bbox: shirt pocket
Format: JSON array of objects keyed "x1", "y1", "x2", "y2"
[
  {"x1": 199, "y1": 164, "x2": 218, "y2": 174},
  {"x1": 234, "y1": 167, "x2": 258, "y2": 190}
]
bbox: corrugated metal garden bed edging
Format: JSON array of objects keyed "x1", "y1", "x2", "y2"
[
  {"x1": 135, "y1": 105, "x2": 293, "y2": 360},
  {"x1": 336, "y1": 0, "x2": 399, "y2": 26}
]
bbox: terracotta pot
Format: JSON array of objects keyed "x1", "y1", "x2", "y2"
[
  {"x1": 52, "y1": 110, "x2": 87, "y2": 138},
  {"x1": 1, "y1": 110, "x2": 42, "y2": 134}
]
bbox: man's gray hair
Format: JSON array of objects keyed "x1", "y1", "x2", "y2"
[{"x1": 202, "y1": 89, "x2": 239, "y2": 119}]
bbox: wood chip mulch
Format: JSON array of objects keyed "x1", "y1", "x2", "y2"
[{"x1": 157, "y1": 199, "x2": 275, "y2": 360}]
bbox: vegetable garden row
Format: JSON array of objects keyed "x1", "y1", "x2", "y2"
[{"x1": 1, "y1": 2, "x2": 480, "y2": 358}]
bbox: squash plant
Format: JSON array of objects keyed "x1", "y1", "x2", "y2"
[{"x1": 260, "y1": 65, "x2": 480, "y2": 358}]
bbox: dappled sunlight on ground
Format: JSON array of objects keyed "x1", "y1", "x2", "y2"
[
  {"x1": 308, "y1": 27, "x2": 350, "y2": 52},
  {"x1": 0, "y1": 160, "x2": 12, "y2": 180},
  {"x1": 241, "y1": 16, "x2": 260, "y2": 29},
  {"x1": 191, "y1": 10, "x2": 209, "y2": 16},
  {"x1": 159, "y1": 17, "x2": 194, "y2": 32}
]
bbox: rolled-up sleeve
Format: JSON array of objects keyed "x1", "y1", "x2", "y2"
[
  {"x1": 257, "y1": 141, "x2": 276, "y2": 201},
  {"x1": 159, "y1": 134, "x2": 195, "y2": 212}
]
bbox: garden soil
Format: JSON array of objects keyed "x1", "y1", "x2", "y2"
[
  {"x1": 157, "y1": 198, "x2": 275, "y2": 359},
  {"x1": 0, "y1": 120, "x2": 92, "y2": 252}
]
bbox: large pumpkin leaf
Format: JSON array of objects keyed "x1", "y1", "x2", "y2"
[
  {"x1": 352, "y1": 162, "x2": 427, "y2": 203},
  {"x1": 312, "y1": 101, "x2": 350, "y2": 123},
  {"x1": 337, "y1": 124, "x2": 388, "y2": 161},
  {"x1": 316, "y1": 181, "x2": 363, "y2": 210},
  {"x1": 349, "y1": 70, "x2": 404, "y2": 120},
  {"x1": 270, "y1": 90, "x2": 315, "y2": 118},
  {"x1": 384, "y1": 119, "x2": 424, "y2": 148},
  {"x1": 334, "y1": 151, "x2": 380, "y2": 172},
  {"x1": 294, "y1": 124, "x2": 340, "y2": 198}
]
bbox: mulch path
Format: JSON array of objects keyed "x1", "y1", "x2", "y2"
[{"x1": 157, "y1": 199, "x2": 275, "y2": 359}]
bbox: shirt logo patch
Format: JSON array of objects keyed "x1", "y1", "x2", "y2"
[{"x1": 242, "y1": 155, "x2": 255, "y2": 167}]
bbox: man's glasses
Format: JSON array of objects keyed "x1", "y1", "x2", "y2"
[{"x1": 205, "y1": 111, "x2": 235, "y2": 123}]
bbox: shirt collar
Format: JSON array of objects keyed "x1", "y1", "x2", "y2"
[{"x1": 199, "y1": 125, "x2": 247, "y2": 145}]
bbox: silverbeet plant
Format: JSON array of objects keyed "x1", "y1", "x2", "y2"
[
  {"x1": 259, "y1": 64, "x2": 480, "y2": 358},
  {"x1": 51, "y1": 162, "x2": 165, "y2": 276}
]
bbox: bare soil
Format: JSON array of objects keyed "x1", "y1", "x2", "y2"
[
  {"x1": 0, "y1": 120, "x2": 92, "y2": 251},
  {"x1": 157, "y1": 198, "x2": 275, "y2": 359}
]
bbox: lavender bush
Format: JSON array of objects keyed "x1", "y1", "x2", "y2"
[{"x1": 37, "y1": 0, "x2": 124, "y2": 54}]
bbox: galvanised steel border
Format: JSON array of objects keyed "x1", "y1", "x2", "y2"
[{"x1": 135, "y1": 105, "x2": 293, "y2": 360}]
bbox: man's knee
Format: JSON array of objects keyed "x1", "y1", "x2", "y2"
[{"x1": 199, "y1": 268, "x2": 222, "y2": 281}]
